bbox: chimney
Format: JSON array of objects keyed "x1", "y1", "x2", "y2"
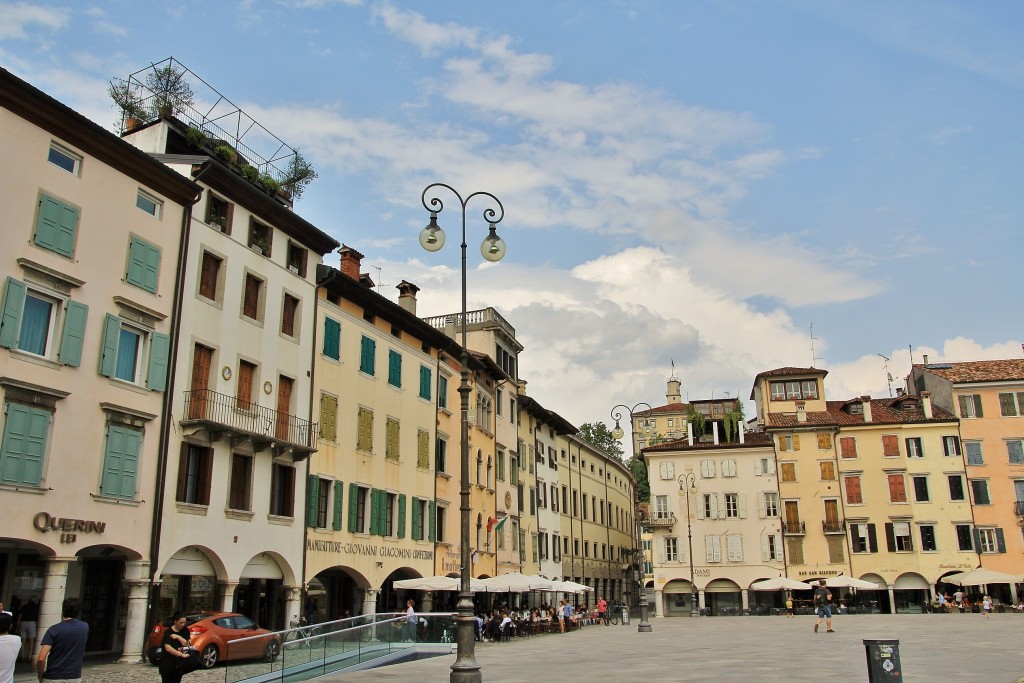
[
  {"x1": 712, "y1": 421, "x2": 720, "y2": 445},
  {"x1": 338, "y1": 244, "x2": 364, "y2": 280},
  {"x1": 923, "y1": 354, "x2": 929, "y2": 366},
  {"x1": 861, "y1": 395, "x2": 872, "y2": 422},
  {"x1": 687, "y1": 422, "x2": 694, "y2": 447},
  {"x1": 739, "y1": 421, "x2": 745, "y2": 444},
  {"x1": 397, "y1": 280, "x2": 419, "y2": 315},
  {"x1": 666, "y1": 378, "x2": 682, "y2": 404},
  {"x1": 922, "y1": 391, "x2": 933, "y2": 419},
  {"x1": 795, "y1": 401, "x2": 807, "y2": 423},
  {"x1": 518, "y1": 380, "x2": 527, "y2": 395}
]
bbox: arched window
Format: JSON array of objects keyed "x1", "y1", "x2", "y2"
[
  {"x1": 476, "y1": 513, "x2": 483, "y2": 551},
  {"x1": 486, "y1": 456, "x2": 493, "y2": 489},
  {"x1": 476, "y1": 450, "x2": 483, "y2": 485}
]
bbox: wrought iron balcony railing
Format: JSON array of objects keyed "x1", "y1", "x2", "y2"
[
  {"x1": 642, "y1": 514, "x2": 677, "y2": 528},
  {"x1": 782, "y1": 521, "x2": 806, "y2": 535},
  {"x1": 822, "y1": 519, "x2": 847, "y2": 534},
  {"x1": 182, "y1": 389, "x2": 317, "y2": 457}
]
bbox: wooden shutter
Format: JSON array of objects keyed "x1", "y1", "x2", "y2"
[
  {"x1": 323, "y1": 318, "x2": 340, "y2": 360},
  {"x1": 175, "y1": 443, "x2": 189, "y2": 502},
  {"x1": 199, "y1": 252, "x2": 219, "y2": 299},
  {"x1": 419, "y1": 365, "x2": 431, "y2": 399},
  {"x1": 819, "y1": 461, "x2": 835, "y2": 480},
  {"x1": 792, "y1": 435, "x2": 800, "y2": 450},
  {"x1": 98, "y1": 314, "x2": 121, "y2": 378},
  {"x1": 817, "y1": 432, "x2": 831, "y2": 449},
  {"x1": 757, "y1": 492, "x2": 766, "y2": 519},
  {"x1": 410, "y1": 496, "x2": 420, "y2": 540},
  {"x1": 0, "y1": 403, "x2": 49, "y2": 485},
  {"x1": 332, "y1": 481, "x2": 344, "y2": 530},
  {"x1": 884, "y1": 523, "x2": 896, "y2": 552},
  {"x1": 236, "y1": 361, "x2": 254, "y2": 408},
  {"x1": 281, "y1": 295, "x2": 297, "y2": 336},
  {"x1": 58, "y1": 299, "x2": 88, "y2": 367},
  {"x1": 761, "y1": 535, "x2": 771, "y2": 561},
  {"x1": 754, "y1": 458, "x2": 763, "y2": 476},
  {"x1": 0, "y1": 277, "x2": 27, "y2": 349},
  {"x1": 320, "y1": 394, "x2": 337, "y2": 441},
  {"x1": 845, "y1": 476, "x2": 862, "y2": 504},
  {"x1": 347, "y1": 483, "x2": 359, "y2": 532},
  {"x1": 101, "y1": 424, "x2": 140, "y2": 498},
  {"x1": 887, "y1": 474, "x2": 906, "y2": 502},
  {"x1": 996, "y1": 528, "x2": 1006, "y2": 553},
  {"x1": 881, "y1": 434, "x2": 899, "y2": 457},
  {"x1": 35, "y1": 195, "x2": 78, "y2": 257},
  {"x1": 839, "y1": 437, "x2": 856, "y2": 458},
  {"x1": 388, "y1": 350, "x2": 402, "y2": 386},
  {"x1": 867, "y1": 523, "x2": 878, "y2": 553},
  {"x1": 146, "y1": 332, "x2": 170, "y2": 391},
  {"x1": 306, "y1": 475, "x2": 319, "y2": 528},
  {"x1": 417, "y1": 429, "x2": 429, "y2": 469},
  {"x1": 242, "y1": 275, "x2": 259, "y2": 319},
  {"x1": 360, "y1": 336, "x2": 376, "y2": 374},
  {"x1": 126, "y1": 238, "x2": 160, "y2": 293},
  {"x1": 357, "y1": 408, "x2": 373, "y2": 451},
  {"x1": 397, "y1": 493, "x2": 407, "y2": 539},
  {"x1": 428, "y1": 501, "x2": 437, "y2": 542},
  {"x1": 737, "y1": 493, "x2": 747, "y2": 519}
]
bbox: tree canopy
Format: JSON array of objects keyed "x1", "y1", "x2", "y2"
[{"x1": 576, "y1": 421, "x2": 625, "y2": 460}]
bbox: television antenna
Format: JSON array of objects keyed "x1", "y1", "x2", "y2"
[{"x1": 877, "y1": 354, "x2": 893, "y2": 397}]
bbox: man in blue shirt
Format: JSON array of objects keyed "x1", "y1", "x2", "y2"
[{"x1": 35, "y1": 601, "x2": 88, "y2": 682}]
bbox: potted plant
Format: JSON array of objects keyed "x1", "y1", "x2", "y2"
[
  {"x1": 108, "y1": 79, "x2": 147, "y2": 129},
  {"x1": 145, "y1": 63, "x2": 194, "y2": 118},
  {"x1": 280, "y1": 151, "x2": 318, "y2": 201},
  {"x1": 213, "y1": 145, "x2": 238, "y2": 164},
  {"x1": 250, "y1": 237, "x2": 269, "y2": 255}
]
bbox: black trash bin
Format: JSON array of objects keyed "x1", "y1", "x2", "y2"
[{"x1": 864, "y1": 639, "x2": 903, "y2": 681}]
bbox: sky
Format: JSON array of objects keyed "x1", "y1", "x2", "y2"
[{"x1": 2, "y1": 0, "x2": 1022, "y2": 431}]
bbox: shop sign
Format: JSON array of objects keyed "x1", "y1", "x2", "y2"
[
  {"x1": 797, "y1": 569, "x2": 843, "y2": 577},
  {"x1": 306, "y1": 539, "x2": 433, "y2": 561},
  {"x1": 441, "y1": 548, "x2": 460, "y2": 574},
  {"x1": 33, "y1": 512, "x2": 106, "y2": 544}
]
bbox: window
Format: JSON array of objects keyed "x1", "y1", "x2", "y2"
[
  {"x1": 248, "y1": 219, "x2": 272, "y2": 256},
  {"x1": 762, "y1": 533, "x2": 783, "y2": 561},
  {"x1": 702, "y1": 493, "x2": 718, "y2": 519},
  {"x1": 417, "y1": 365, "x2": 432, "y2": 401},
  {"x1": 727, "y1": 534, "x2": 743, "y2": 562},
  {"x1": 958, "y1": 394, "x2": 983, "y2": 418},
  {"x1": 886, "y1": 521, "x2": 913, "y2": 552},
  {"x1": 136, "y1": 190, "x2": 162, "y2": 217},
  {"x1": 887, "y1": 473, "x2": 907, "y2": 503},
  {"x1": 497, "y1": 451, "x2": 506, "y2": 481},
  {"x1": 850, "y1": 523, "x2": 877, "y2": 553},
  {"x1": 438, "y1": 375, "x2": 449, "y2": 410},
  {"x1": 724, "y1": 493, "x2": 740, "y2": 518},
  {"x1": 228, "y1": 454, "x2": 253, "y2": 511},
  {"x1": 945, "y1": 474, "x2": 966, "y2": 501},
  {"x1": 281, "y1": 295, "x2": 299, "y2": 337},
  {"x1": 387, "y1": 350, "x2": 402, "y2": 387},
  {"x1": 705, "y1": 535, "x2": 722, "y2": 563},
  {"x1": 965, "y1": 441, "x2": 984, "y2": 465},
  {"x1": 778, "y1": 435, "x2": 800, "y2": 452},
  {"x1": 816, "y1": 432, "x2": 832, "y2": 449},
  {"x1": 919, "y1": 525, "x2": 937, "y2": 551},
  {"x1": 350, "y1": 485, "x2": 369, "y2": 533},
  {"x1": 769, "y1": 380, "x2": 817, "y2": 400},
  {"x1": 359, "y1": 336, "x2": 376, "y2": 375},
  {"x1": 286, "y1": 242, "x2": 307, "y2": 277},
  {"x1": 411, "y1": 497, "x2": 429, "y2": 540},
  {"x1": 495, "y1": 343, "x2": 516, "y2": 378},
  {"x1": 879, "y1": 434, "x2": 899, "y2": 457},
  {"x1": 762, "y1": 492, "x2": 779, "y2": 517},
  {"x1": 1, "y1": 278, "x2": 88, "y2": 366},
  {"x1": 435, "y1": 437, "x2": 447, "y2": 473},
  {"x1": 322, "y1": 318, "x2": 340, "y2": 360},
  {"x1": 998, "y1": 392, "x2": 1024, "y2": 416},
  {"x1": 198, "y1": 251, "x2": 222, "y2": 301},
  {"x1": 385, "y1": 418, "x2": 399, "y2": 461},
  {"x1": 34, "y1": 194, "x2": 79, "y2": 258},
  {"x1": 664, "y1": 537, "x2": 678, "y2": 563},
  {"x1": 942, "y1": 436, "x2": 961, "y2": 457},
  {"x1": 839, "y1": 436, "x2": 858, "y2": 458},
  {"x1": 780, "y1": 462, "x2": 796, "y2": 482},
  {"x1": 206, "y1": 194, "x2": 232, "y2": 233},
  {"x1": 754, "y1": 457, "x2": 773, "y2": 476},
  {"x1": 383, "y1": 492, "x2": 397, "y2": 536},
  {"x1": 977, "y1": 528, "x2": 1005, "y2": 554},
  {"x1": 905, "y1": 437, "x2": 923, "y2": 458},
  {"x1": 844, "y1": 475, "x2": 863, "y2": 504},
  {"x1": 1007, "y1": 440, "x2": 1024, "y2": 464},
  {"x1": 819, "y1": 461, "x2": 835, "y2": 480},
  {"x1": 242, "y1": 273, "x2": 264, "y2": 321},
  {"x1": 48, "y1": 142, "x2": 81, "y2": 175},
  {"x1": 654, "y1": 495, "x2": 670, "y2": 519},
  {"x1": 700, "y1": 459, "x2": 716, "y2": 478},
  {"x1": 510, "y1": 457, "x2": 520, "y2": 486},
  {"x1": 236, "y1": 360, "x2": 256, "y2": 408},
  {"x1": 955, "y1": 524, "x2": 974, "y2": 551},
  {"x1": 721, "y1": 459, "x2": 737, "y2": 477},
  {"x1": 496, "y1": 389, "x2": 503, "y2": 416},
  {"x1": 99, "y1": 314, "x2": 170, "y2": 390},
  {"x1": 970, "y1": 479, "x2": 990, "y2": 505},
  {"x1": 176, "y1": 444, "x2": 212, "y2": 505},
  {"x1": 417, "y1": 429, "x2": 429, "y2": 469},
  {"x1": 269, "y1": 463, "x2": 295, "y2": 517},
  {"x1": 435, "y1": 505, "x2": 446, "y2": 543},
  {"x1": 124, "y1": 237, "x2": 162, "y2": 293},
  {"x1": 912, "y1": 475, "x2": 930, "y2": 502},
  {"x1": 0, "y1": 402, "x2": 52, "y2": 486},
  {"x1": 319, "y1": 393, "x2": 337, "y2": 441}
]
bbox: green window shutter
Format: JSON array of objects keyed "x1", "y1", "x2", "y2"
[
  {"x1": 146, "y1": 332, "x2": 171, "y2": 391},
  {"x1": 35, "y1": 195, "x2": 78, "y2": 257},
  {"x1": 320, "y1": 395, "x2": 337, "y2": 441},
  {"x1": 407, "y1": 497, "x2": 419, "y2": 540},
  {"x1": 58, "y1": 300, "x2": 88, "y2": 366},
  {"x1": 101, "y1": 424, "x2": 140, "y2": 498},
  {"x1": 98, "y1": 313, "x2": 121, "y2": 377},
  {"x1": 332, "y1": 480, "x2": 344, "y2": 530},
  {"x1": 306, "y1": 475, "x2": 320, "y2": 528},
  {"x1": 388, "y1": 350, "x2": 402, "y2": 387},
  {"x1": 419, "y1": 366, "x2": 431, "y2": 400},
  {"x1": 0, "y1": 277, "x2": 27, "y2": 349},
  {"x1": 398, "y1": 494, "x2": 407, "y2": 539},
  {"x1": 360, "y1": 336, "x2": 376, "y2": 375},
  {"x1": 348, "y1": 483, "x2": 359, "y2": 532},
  {"x1": 126, "y1": 238, "x2": 160, "y2": 293},
  {"x1": 428, "y1": 501, "x2": 437, "y2": 542},
  {"x1": 323, "y1": 318, "x2": 341, "y2": 360},
  {"x1": 369, "y1": 488, "x2": 380, "y2": 535},
  {"x1": 0, "y1": 403, "x2": 50, "y2": 486}
]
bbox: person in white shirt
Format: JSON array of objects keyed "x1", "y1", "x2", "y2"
[{"x1": 0, "y1": 613, "x2": 20, "y2": 683}]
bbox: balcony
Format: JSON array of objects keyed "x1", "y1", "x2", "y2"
[
  {"x1": 822, "y1": 519, "x2": 847, "y2": 534},
  {"x1": 642, "y1": 513, "x2": 677, "y2": 529},
  {"x1": 782, "y1": 521, "x2": 806, "y2": 535},
  {"x1": 182, "y1": 389, "x2": 317, "y2": 459},
  {"x1": 1015, "y1": 501, "x2": 1024, "y2": 517}
]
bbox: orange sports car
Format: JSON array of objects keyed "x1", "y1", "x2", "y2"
[{"x1": 147, "y1": 611, "x2": 281, "y2": 668}]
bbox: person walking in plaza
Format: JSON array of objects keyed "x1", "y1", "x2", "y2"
[
  {"x1": 785, "y1": 596, "x2": 794, "y2": 618},
  {"x1": 158, "y1": 612, "x2": 192, "y2": 683},
  {"x1": 953, "y1": 589, "x2": 964, "y2": 613},
  {"x1": 557, "y1": 600, "x2": 565, "y2": 633},
  {"x1": 18, "y1": 595, "x2": 38, "y2": 663},
  {"x1": 35, "y1": 600, "x2": 88, "y2": 683},
  {"x1": 982, "y1": 595, "x2": 993, "y2": 619},
  {"x1": 0, "y1": 613, "x2": 20, "y2": 683},
  {"x1": 597, "y1": 596, "x2": 608, "y2": 624},
  {"x1": 401, "y1": 599, "x2": 417, "y2": 642},
  {"x1": 812, "y1": 580, "x2": 834, "y2": 633}
]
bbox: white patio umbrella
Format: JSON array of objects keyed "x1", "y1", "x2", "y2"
[
  {"x1": 944, "y1": 568, "x2": 1023, "y2": 587},
  {"x1": 750, "y1": 577, "x2": 813, "y2": 591},
  {"x1": 548, "y1": 580, "x2": 593, "y2": 594},
  {"x1": 822, "y1": 575, "x2": 880, "y2": 589},
  {"x1": 392, "y1": 575, "x2": 492, "y2": 592},
  {"x1": 478, "y1": 572, "x2": 558, "y2": 593}
]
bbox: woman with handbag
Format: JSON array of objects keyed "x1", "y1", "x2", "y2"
[{"x1": 159, "y1": 612, "x2": 191, "y2": 683}]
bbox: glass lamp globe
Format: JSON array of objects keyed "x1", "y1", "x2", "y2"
[
  {"x1": 611, "y1": 423, "x2": 625, "y2": 440},
  {"x1": 480, "y1": 223, "x2": 506, "y2": 262},
  {"x1": 419, "y1": 213, "x2": 445, "y2": 252}
]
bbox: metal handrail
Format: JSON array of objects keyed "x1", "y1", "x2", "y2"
[{"x1": 182, "y1": 389, "x2": 316, "y2": 449}]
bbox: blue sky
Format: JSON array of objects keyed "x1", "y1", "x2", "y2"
[{"x1": 3, "y1": 0, "x2": 1021, "y2": 427}]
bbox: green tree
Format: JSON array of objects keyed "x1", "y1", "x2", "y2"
[
  {"x1": 576, "y1": 421, "x2": 625, "y2": 460},
  {"x1": 629, "y1": 457, "x2": 650, "y2": 502}
]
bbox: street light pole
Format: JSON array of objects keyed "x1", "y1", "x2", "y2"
[
  {"x1": 420, "y1": 183, "x2": 506, "y2": 683},
  {"x1": 678, "y1": 472, "x2": 699, "y2": 618},
  {"x1": 610, "y1": 402, "x2": 653, "y2": 633}
]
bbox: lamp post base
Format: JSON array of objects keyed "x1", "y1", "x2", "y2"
[{"x1": 637, "y1": 600, "x2": 653, "y2": 632}]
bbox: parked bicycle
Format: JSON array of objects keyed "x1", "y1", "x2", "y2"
[{"x1": 283, "y1": 617, "x2": 325, "y2": 651}]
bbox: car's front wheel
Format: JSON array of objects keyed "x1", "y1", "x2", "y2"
[
  {"x1": 200, "y1": 644, "x2": 219, "y2": 669},
  {"x1": 264, "y1": 640, "x2": 280, "y2": 662}
]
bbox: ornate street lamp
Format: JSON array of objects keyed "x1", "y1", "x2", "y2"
[
  {"x1": 420, "y1": 183, "x2": 505, "y2": 683},
  {"x1": 610, "y1": 402, "x2": 654, "y2": 633},
  {"x1": 678, "y1": 472, "x2": 699, "y2": 617}
]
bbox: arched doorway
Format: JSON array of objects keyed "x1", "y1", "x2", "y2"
[
  {"x1": 893, "y1": 572, "x2": 929, "y2": 613},
  {"x1": 377, "y1": 567, "x2": 423, "y2": 614},
  {"x1": 663, "y1": 579, "x2": 695, "y2": 616},
  {"x1": 704, "y1": 579, "x2": 742, "y2": 616},
  {"x1": 748, "y1": 578, "x2": 784, "y2": 614},
  {"x1": 76, "y1": 544, "x2": 141, "y2": 653},
  {"x1": 158, "y1": 546, "x2": 226, "y2": 617},
  {"x1": 309, "y1": 566, "x2": 370, "y2": 622},
  {"x1": 853, "y1": 573, "x2": 886, "y2": 613},
  {"x1": 234, "y1": 553, "x2": 286, "y2": 630}
]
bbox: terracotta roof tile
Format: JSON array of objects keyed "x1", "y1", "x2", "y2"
[
  {"x1": 915, "y1": 359, "x2": 1024, "y2": 384},
  {"x1": 768, "y1": 396, "x2": 956, "y2": 428},
  {"x1": 642, "y1": 431, "x2": 774, "y2": 452}
]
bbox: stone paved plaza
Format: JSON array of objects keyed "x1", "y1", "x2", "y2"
[{"x1": 13, "y1": 614, "x2": 1024, "y2": 682}]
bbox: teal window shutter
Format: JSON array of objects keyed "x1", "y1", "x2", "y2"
[
  {"x1": 146, "y1": 332, "x2": 171, "y2": 391},
  {"x1": 323, "y1": 318, "x2": 341, "y2": 360},
  {"x1": 126, "y1": 238, "x2": 161, "y2": 293},
  {"x1": 360, "y1": 336, "x2": 376, "y2": 375},
  {"x1": 306, "y1": 475, "x2": 320, "y2": 527},
  {"x1": 0, "y1": 277, "x2": 27, "y2": 349},
  {"x1": 0, "y1": 403, "x2": 50, "y2": 486},
  {"x1": 398, "y1": 493, "x2": 407, "y2": 539},
  {"x1": 388, "y1": 350, "x2": 402, "y2": 387},
  {"x1": 419, "y1": 366, "x2": 431, "y2": 400},
  {"x1": 101, "y1": 424, "x2": 141, "y2": 498},
  {"x1": 34, "y1": 195, "x2": 78, "y2": 257},
  {"x1": 428, "y1": 501, "x2": 437, "y2": 542},
  {"x1": 58, "y1": 300, "x2": 88, "y2": 367},
  {"x1": 347, "y1": 483, "x2": 359, "y2": 532},
  {"x1": 332, "y1": 480, "x2": 344, "y2": 530},
  {"x1": 98, "y1": 314, "x2": 121, "y2": 377}
]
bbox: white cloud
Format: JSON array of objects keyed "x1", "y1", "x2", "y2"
[
  {"x1": 0, "y1": 1, "x2": 69, "y2": 40},
  {"x1": 93, "y1": 20, "x2": 128, "y2": 37}
]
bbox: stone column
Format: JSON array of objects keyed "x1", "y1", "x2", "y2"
[
  {"x1": 119, "y1": 560, "x2": 151, "y2": 663},
  {"x1": 220, "y1": 581, "x2": 240, "y2": 612},
  {"x1": 741, "y1": 588, "x2": 750, "y2": 615},
  {"x1": 284, "y1": 585, "x2": 302, "y2": 627},
  {"x1": 697, "y1": 590, "x2": 706, "y2": 615},
  {"x1": 887, "y1": 585, "x2": 896, "y2": 614},
  {"x1": 362, "y1": 589, "x2": 380, "y2": 617},
  {"x1": 654, "y1": 589, "x2": 664, "y2": 618},
  {"x1": 421, "y1": 592, "x2": 434, "y2": 612},
  {"x1": 36, "y1": 557, "x2": 74, "y2": 657}
]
